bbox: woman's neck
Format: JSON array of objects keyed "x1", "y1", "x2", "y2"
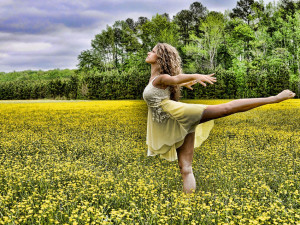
[{"x1": 151, "y1": 64, "x2": 160, "y2": 77}]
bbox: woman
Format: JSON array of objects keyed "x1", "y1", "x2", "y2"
[{"x1": 142, "y1": 42, "x2": 296, "y2": 194}]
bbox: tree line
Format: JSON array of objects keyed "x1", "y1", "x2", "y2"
[
  {"x1": 0, "y1": 0, "x2": 299, "y2": 100},
  {"x1": 0, "y1": 66, "x2": 298, "y2": 100}
]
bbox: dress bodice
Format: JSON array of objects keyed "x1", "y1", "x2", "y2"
[
  {"x1": 143, "y1": 75, "x2": 170, "y2": 107},
  {"x1": 143, "y1": 75, "x2": 171, "y2": 123}
]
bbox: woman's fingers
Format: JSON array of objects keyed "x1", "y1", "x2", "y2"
[
  {"x1": 199, "y1": 81, "x2": 206, "y2": 86},
  {"x1": 203, "y1": 76, "x2": 215, "y2": 84},
  {"x1": 207, "y1": 79, "x2": 214, "y2": 84},
  {"x1": 196, "y1": 73, "x2": 217, "y2": 86},
  {"x1": 209, "y1": 73, "x2": 217, "y2": 82},
  {"x1": 208, "y1": 75, "x2": 217, "y2": 83},
  {"x1": 198, "y1": 78, "x2": 216, "y2": 86}
]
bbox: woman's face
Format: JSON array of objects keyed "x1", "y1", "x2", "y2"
[{"x1": 145, "y1": 46, "x2": 158, "y2": 64}]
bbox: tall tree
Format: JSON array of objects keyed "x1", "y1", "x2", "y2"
[
  {"x1": 138, "y1": 14, "x2": 180, "y2": 49},
  {"x1": 125, "y1": 18, "x2": 136, "y2": 31},
  {"x1": 250, "y1": 1, "x2": 265, "y2": 30},
  {"x1": 189, "y1": 2, "x2": 208, "y2": 37},
  {"x1": 136, "y1": 17, "x2": 149, "y2": 27},
  {"x1": 160, "y1": 13, "x2": 170, "y2": 22},
  {"x1": 230, "y1": 0, "x2": 255, "y2": 25},
  {"x1": 173, "y1": 10, "x2": 194, "y2": 45},
  {"x1": 200, "y1": 11, "x2": 225, "y2": 69},
  {"x1": 183, "y1": 11, "x2": 225, "y2": 71},
  {"x1": 77, "y1": 49, "x2": 104, "y2": 72},
  {"x1": 279, "y1": 0, "x2": 298, "y2": 20}
]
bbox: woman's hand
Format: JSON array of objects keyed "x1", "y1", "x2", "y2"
[
  {"x1": 180, "y1": 80, "x2": 197, "y2": 90},
  {"x1": 195, "y1": 73, "x2": 217, "y2": 87}
]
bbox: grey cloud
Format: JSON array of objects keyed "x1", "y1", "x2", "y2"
[{"x1": 0, "y1": 0, "x2": 279, "y2": 72}]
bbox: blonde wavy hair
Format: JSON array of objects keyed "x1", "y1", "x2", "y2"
[{"x1": 155, "y1": 43, "x2": 182, "y2": 101}]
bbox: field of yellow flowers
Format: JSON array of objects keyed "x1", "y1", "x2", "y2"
[{"x1": 0, "y1": 99, "x2": 299, "y2": 224}]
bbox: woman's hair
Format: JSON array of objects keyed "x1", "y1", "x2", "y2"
[{"x1": 155, "y1": 43, "x2": 182, "y2": 101}]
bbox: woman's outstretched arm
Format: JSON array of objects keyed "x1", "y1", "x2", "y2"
[{"x1": 159, "y1": 73, "x2": 217, "y2": 87}]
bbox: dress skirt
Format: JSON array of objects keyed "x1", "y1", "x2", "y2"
[{"x1": 146, "y1": 99, "x2": 214, "y2": 161}]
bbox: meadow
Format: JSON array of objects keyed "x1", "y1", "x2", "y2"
[{"x1": 0, "y1": 99, "x2": 299, "y2": 224}]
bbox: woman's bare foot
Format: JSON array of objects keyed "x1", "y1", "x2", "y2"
[{"x1": 274, "y1": 90, "x2": 296, "y2": 103}]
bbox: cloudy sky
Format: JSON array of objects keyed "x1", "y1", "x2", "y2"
[{"x1": 0, "y1": 0, "x2": 278, "y2": 72}]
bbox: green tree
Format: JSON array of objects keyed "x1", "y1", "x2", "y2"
[
  {"x1": 77, "y1": 49, "x2": 104, "y2": 73},
  {"x1": 200, "y1": 11, "x2": 225, "y2": 69},
  {"x1": 230, "y1": 0, "x2": 255, "y2": 25},
  {"x1": 189, "y1": 2, "x2": 208, "y2": 37},
  {"x1": 137, "y1": 14, "x2": 180, "y2": 49},
  {"x1": 173, "y1": 10, "x2": 194, "y2": 45}
]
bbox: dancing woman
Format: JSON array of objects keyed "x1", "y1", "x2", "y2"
[{"x1": 142, "y1": 43, "x2": 296, "y2": 194}]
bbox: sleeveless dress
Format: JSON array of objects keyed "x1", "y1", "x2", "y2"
[{"x1": 142, "y1": 75, "x2": 214, "y2": 161}]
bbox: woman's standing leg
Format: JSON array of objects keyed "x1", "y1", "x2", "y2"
[
  {"x1": 199, "y1": 90, "x2": 295, "y2": 123},
  {"x1": 176, "y1": 132, "x2": 196, "y2": 194}
]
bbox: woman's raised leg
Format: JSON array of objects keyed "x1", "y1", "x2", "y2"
[
  {"x1": 199, "y1": 90, "x2": 296, "y2": 123},
  {"x1": 176, "y1": 132, "x2": 196, "y2": 194}
]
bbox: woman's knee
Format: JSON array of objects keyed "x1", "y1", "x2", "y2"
[{"x1": 200, "y1": 104, "x2": 230, "y2": 123}]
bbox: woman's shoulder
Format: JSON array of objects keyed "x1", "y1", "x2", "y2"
[
  {"x1": 157, "y1": 74, "x2": 172, "y2": 81},
  {"x1": 159, "y1": 74, "x2": 171, "y2": 78},
  {"x1": 153, "y1": 74, "x2": 171, "y2": 89},
  {"x1": 157, "y1": 74, "x2": 177, "y2": 86}
]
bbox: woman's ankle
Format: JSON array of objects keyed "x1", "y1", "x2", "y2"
[{"x1": 269, "y1": 96, "x2": 279, "y2": 103}]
